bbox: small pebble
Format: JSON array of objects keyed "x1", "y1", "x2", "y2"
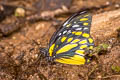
[
  {"x1": 15, "y1": 7, "x2": 25, "y2": 17},
  {"x1": 106, "y1": 1, "x2": 110, "y2": 5},
  {"x1": 115, "y1": 4, "x2": 120, "y2": 8},
  {"x1": 34, "y1": 54, "x2": 38, "y2": 59},
  {"x1": 36, "y1": 39, "x2": 41, "y2": 44},
  {"x1": 97, "y1": 75, "x2": 102, "y2": 78},
  {"x1": 12, "y1": 36, "x2": 16, "y2": 40},
  {"x1": 0, "y1": 5, "x2": 4, "y2": 11},
  {"x1": 35, "y1": 23, "x2": 45, "y2": 30}
]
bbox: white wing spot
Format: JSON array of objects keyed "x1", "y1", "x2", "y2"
[
  {"x1": 63, "y1": 30, "x2": 67, "y2": 34},
  {"x1": 75, "y1": 28, "x2": 82, "y2": 30},
  {"x1": 74, "y1": 22, "x2": 77, "y2": 23},
  {"x1": 72, "y1": 25, "x2": 79, "y2": 28},
  {"x1": 63, "y1": 21, "x2": 68, "y2": 26},
  {"x1": 59, "y1": 33, "x2": 62, "y2": 36},
  {"x1": 84, "y1": 27, "x2": 88, "y2": 30},
  {"x1": 67, "y1": 30, "x2": 71, "y2": 34}
]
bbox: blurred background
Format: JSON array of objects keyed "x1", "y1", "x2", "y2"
[{"x1": 0, "y1": 0, "x2": 120, "y2": 80}]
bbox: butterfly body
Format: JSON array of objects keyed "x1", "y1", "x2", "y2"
[{"x1": 44, "y1": 11, "x2": 94, "y2": 65}]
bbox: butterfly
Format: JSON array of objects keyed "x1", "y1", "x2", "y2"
[{"x1": 41, "y1": 11, "x2": 94, "y2": 65}]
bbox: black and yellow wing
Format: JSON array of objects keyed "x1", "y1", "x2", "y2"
[{"x1": 48, "y1": 11, "x2": 94, "y2": 65}]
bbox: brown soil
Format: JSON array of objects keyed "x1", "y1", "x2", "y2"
[{"x1": 0, "y1": 0, "x2": 120, "y2": 80}]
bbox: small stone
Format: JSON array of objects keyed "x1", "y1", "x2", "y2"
[
  {"x1": 34, "y1": 54, "x2": 38, "y2": 59},
  {"x1": 36, "y1": 39, "x2": 41, "y2": 45},
  {"x1": 35, "y1": 23, "x2": 45, "y2": 30},
  {"x1": 115, "y1": 4, "x2": 120, "y2": 8},
  {"x1": 15, "y1": 7, "x2": 25, "y2": 17},
  {"x1": 97, "y1": 75, "x2": 102, "y2": 78},
  {"x1": 0, "y1": 5, "x2": 4, "y2": 11},
  {"x1": 106, "y1": 1, "x2": 110, "y2": 5},
  {"x1": 12, "y1": 36, "x2": 16, "y2": 40}
]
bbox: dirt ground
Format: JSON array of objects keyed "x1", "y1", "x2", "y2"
[{"x1": 0, "y1": 0, "x2": 120, "y2": 80}]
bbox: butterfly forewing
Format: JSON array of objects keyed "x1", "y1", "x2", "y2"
[{"x1": 48, "y1": 11, "x2": 94, "y2": 65}]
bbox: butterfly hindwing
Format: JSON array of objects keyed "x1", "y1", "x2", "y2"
[{"x1": 48, "y1": 11, "x2": 94, "y2": 65}]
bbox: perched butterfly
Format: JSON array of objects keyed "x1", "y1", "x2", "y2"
[{"x1": 41, "y1": 11, "x2": 94, "y2": 65}]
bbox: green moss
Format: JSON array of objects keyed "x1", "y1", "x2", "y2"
[
  {"x1": 87, "y1": 43, "x2": 110, "y2": 57},
  {"x1": 111, "y1": 65, "x2": 120, "y2": 73},
  {"x1": 94, "y1": 43, "x2": 109, "y2": 53}
]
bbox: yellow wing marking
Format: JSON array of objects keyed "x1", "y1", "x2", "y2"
[
  {"x1": 89, "y1": 46, "x2": 93, "y2": 49},
  {"x1": 72, "y1": 31, "x2": 82, "y2": 35},
  {"x1": 71, "y1": 39, "x2": 80, "y2": 43},
  {"x1": 88, "y1": 38, "x2": 93, "y2": 43},
  {"x1": 87, "y1": 59, "x2": 90, "y2": 63},
  {"x1": 80, "y1": 18, "x2": 88, "y2": 21},
  {"x1": 67, "y1": 37, "x2": 73, "y2": 43},
  {"x1": 84, "y1": 14, "x2": 89, "y2": 17},
  {"x1": 75, "y1": 32, "x2": 82, "y2": 35},
  {"x1": 61, "y1": 36, "x2": 67, "y2": 42},
  {"x1": 79, "y1": 40, "x2": 87, "y2": 44},
  {"x1": 56, "y1": 45, "x2": 59, "y2": 48},
  {"x1": 80, "y1": 45, "x2": 88, "y2": 49},
  {"x1": 83, "y1": 22, "x2": 88, "y2": 26},
  {"x1": 72, "y1": 31, "x2": 75, "y2": 34},
  {"x1": 56, "y1": 44, "x2": 78, "y2": 54},
  {"x1": 49, "y1": 44, "x2": 55, "y2": 56},
  {"x1": 82, "y1": 33, "x2": 90, "y2": 38},
  {"x1": 66, "y1": 24, "x2": 71, "y2": 27},
  {"x1": 55, "y1": 55, "x2": 86, "y2": 65},
  {"x1": 75, "y1": 50, "x2": 85, "y2": 54}
]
